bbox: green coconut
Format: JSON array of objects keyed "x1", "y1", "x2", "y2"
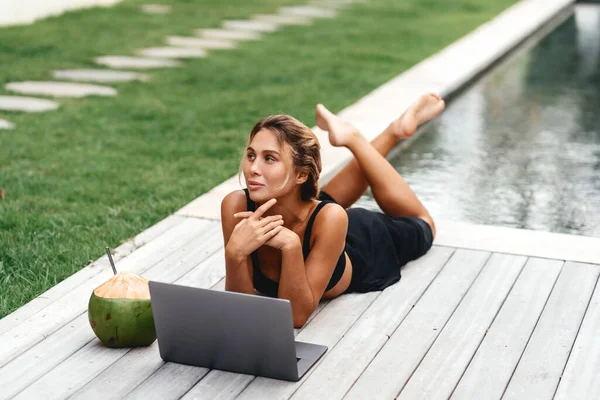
[{"x1": 88, "y1": 271, "x2": 156, "y2": 348}]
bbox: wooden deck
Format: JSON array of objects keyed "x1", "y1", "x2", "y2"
[{"x1": 1, "y1": 215, "x2": 599, "y2": 400}]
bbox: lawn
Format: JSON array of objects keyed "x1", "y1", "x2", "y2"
[{"x1": 0, "y1": 0, "x2": 518, "y2": 318}]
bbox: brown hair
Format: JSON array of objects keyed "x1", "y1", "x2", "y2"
[{"x1": 240, "y1": 114, "x2": 321, "y2": 200}]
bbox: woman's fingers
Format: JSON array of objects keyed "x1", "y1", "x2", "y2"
[
  {"x1": 252, "y1": 198, "x2": 277, "y2": 220},
  {"x1": 233, "y1": 211, "x2": 254, "y2": 219},
  {"x1": 264, "y1": 225, "x2": 283, "y2": 238},
  {"x1": 257, "y1": 214, "x2": 282, "y2": 227},
  {"x1": 261, "y1": 219, "x2": 284, "y2": 235}
]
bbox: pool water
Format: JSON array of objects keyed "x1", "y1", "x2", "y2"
[{"x1": 358, "y1": 4, "x2": 600, "y2": 237}]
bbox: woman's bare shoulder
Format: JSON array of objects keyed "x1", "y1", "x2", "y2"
[
  {"x1": 313, "y1": 202, "x2": 348, "y2": 234},
  {"x1": 221, "y1": 190, "x2": 247, "y2": 219}
]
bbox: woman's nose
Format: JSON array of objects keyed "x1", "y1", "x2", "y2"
[{"x1": 250, "y1": 161, "x2": 261, "y2": 175}]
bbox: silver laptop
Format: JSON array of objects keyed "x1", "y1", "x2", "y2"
[{"x1": 148, "y1": 281, "x2": 328, "y2": 382}]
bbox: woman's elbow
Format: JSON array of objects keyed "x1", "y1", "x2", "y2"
[
  {"x1": 292, "y1": 309, "x2": 313, "y2": 328},
  {"x1": 291, "y1": 294, "x2": 318, "y2": 328},
  {"x1": 293, "y1": 315, "x2": 309, "y2": 329}
]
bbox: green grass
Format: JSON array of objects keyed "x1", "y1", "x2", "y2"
[{"x1": 0, "y1": 0, "x2": 518, "y2": 318}]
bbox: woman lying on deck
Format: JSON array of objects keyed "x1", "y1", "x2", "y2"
[{"x1": 221, "y1": 93, "x2": 445, "y2": 327}]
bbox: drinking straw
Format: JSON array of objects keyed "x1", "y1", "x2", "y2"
[{"x1": 105, "y1": 247, "x2": 118, "y2": 275}]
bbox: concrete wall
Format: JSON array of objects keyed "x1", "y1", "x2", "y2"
[{"x1": 0, "y1": 0, "x2": 122, "y2": 27}]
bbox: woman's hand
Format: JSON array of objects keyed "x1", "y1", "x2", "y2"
[
  {"x1": 225, "y1": 198, "x2": 284, "y2": 258},
  {"x1": 264, "y1": 225, "x2": 301, "y2": 251}
]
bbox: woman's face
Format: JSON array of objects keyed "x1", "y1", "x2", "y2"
[{"x1": 243, "y1": 128, "x2": 295, "y2": 202}]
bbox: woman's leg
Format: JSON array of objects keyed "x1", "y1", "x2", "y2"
[{"x1": 319, "y1": 93, "x2": 445, "y2": 210}]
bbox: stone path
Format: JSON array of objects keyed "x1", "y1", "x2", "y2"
[
  {"x1": 53, "y1": 69, "x2": 150, "y2": 83},
  {"x1": 140, "y1": 4, "x2": 172, "y2": 15},
  {"x1": 6, "y1": 82, "x2": 117, "y2": 98},
  {"x1": 165, "y1": 36, "x2": 237, "y2": 49},
  {"x1": 136, "y1": 47, "x2": 208, "y2": 59},
  {"x1": 94, "y1": 55, "x2": 183, "y2": 69},
  {"x1": 252, "y1": 14, "x2": 313, "y2": 25},
  {"x1": 221, "y1": 19, "x2": 280, "y2": 33},
  {"x1": 194, "y1": 28, "x2": 262, "y2": 41},
  {"x1": 1, "y1": 0, "x2": 355, "y2": 129},
  {"x1": 0, "y1": 118, "x2": 14, "y2": 129},
  {"x1": 0, "y1": 96, "x2": 59, "y2": 112},
  {"x1": 280, "y1": 5, "x2": 337, "y2": 18}
]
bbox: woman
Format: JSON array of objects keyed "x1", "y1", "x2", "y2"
[{"x1": 221, "y1": 93, "x2": 445, "y2": 327}]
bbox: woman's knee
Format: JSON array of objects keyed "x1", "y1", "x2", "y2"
[{"x1": 419, "y1": 215, "x2": 436, "y2": 240}]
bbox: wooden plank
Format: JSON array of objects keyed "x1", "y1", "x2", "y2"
[
  {"x1": 68, "y1": 245, "x2": 226, "y2": 400},
  {"x1": 122, "y1": 268, "x2": 328, "y2": 400},
  {"x1": 233, "y1": 246, "x2": 454, "y2": 400},
  {"x1": 125, "y1": 363, "x2": 210, "y2": 400},
  {"x1": 450, "y1": 257, "x2": 563, "y2": 399},
  {"x1": 0, "y1": 217, "x2": 209, "y2": 368},
  {"x1": 0, "y1": 215, "x2": 187, "y2": 336},
  {"x1": 212, "y1": 277, "x2": 226, "y2": 291},
  {"x1": 101, "y1": 274, "x2": 227, "y2": 400},
  {"x1": 286, "y1": 247, "x2": 457, "y2": 399},
  {"x1": 342, "y1": 249, "x2": 493, "y2": 400},
  {"x1": 185, "y1": 293, "x2": 380, "y2": 400},
  {"x1": 133, "y1": 216, "x2": 191, "y2": 247},
  {"x1": 389, "y1": 253, "x2": 527, "y2": 399},
  {"x1": 11, "y1": 340, "x2": 130, "y2": 400},
  {"x1": 182, "y1": 371, "x2": 254, "y2": 400},
  {"x1": 554, "y1": 269, "x2": 600, "y2": 400},
  {"x1": 0, "y1": 239, "x2": 223, "y2": 399},
  {"x1": 0, "y1": 222, "x2": 222, "y2": 399},
  {"x1": 503, "y1": 261, "x2": 600, "y2": 400},
  {"x1": 0, "y1": 313, "x2": 89, "y2": 400}
]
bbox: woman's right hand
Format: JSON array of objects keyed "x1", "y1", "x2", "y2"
[{"x1": 225, "y1": 198, "x2": 284, "y2": 258}]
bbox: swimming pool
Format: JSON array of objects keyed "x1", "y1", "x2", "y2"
[{"x1": 358, "y1": 4, "x2": 600, "y2": 237}]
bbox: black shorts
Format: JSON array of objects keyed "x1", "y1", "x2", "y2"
[{"x1": 318, "y1": 191, "x2": 434, "y2": 293}]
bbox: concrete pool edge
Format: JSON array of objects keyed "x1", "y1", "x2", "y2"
[
  {"x1": 434, "y1": 220, "x2": 600, "y2": 264},
  {"x1": 176, "y1": 0, "x2": 576, "y2": 221}
]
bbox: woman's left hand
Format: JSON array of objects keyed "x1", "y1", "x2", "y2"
[{"x1": 264, "y1": 225, "x2": 300, "y2": 251}]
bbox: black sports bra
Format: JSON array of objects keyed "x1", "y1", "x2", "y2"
[{"x1": 243, "y1": 189, "x2": 346, "y2": 297}]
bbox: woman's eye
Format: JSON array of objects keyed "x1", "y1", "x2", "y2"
[
  {"x1": 266, "y1": 156, "x2": 275, "y2": 162},
  {"x1": 247, "y1": 153, "x2": 255, "y2": 160}
]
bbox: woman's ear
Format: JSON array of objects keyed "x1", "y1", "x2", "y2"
[{"x1": 295, "y1": 168, "x2": 309, "y2": 185}]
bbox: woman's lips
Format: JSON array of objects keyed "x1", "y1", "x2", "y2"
[{"x1": 247, "y1": 182, "x2": 264, "y2": 190}]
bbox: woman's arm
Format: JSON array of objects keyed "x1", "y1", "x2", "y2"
[
  {"x1": 275, "y1": 203, "x2": 348, "y2": 327},
  {"x1": 221, "y1": 191, "x2": 254, "y2": 294}
]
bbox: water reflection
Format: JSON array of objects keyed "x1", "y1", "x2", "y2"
[{"x1": 358, "y1": 5, "x2": 600, "y2": 237}]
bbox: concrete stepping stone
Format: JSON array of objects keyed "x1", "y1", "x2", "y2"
[
  {"x1": 166, "y1": 36, "x2": 237, "y2": 49},
  {"x1": 53, "y1": 69, "x2": 150, "y2": 83},
  {"x1": 194, "y1": 28, "x2": 262, "y2": 41},
  {"x1": 94, "y1": 55, "x2": 182, "y2": 69},
  {"x1": 140, "y1": 4, "x2": 172, "y2": 14},
  {"x1": 0, "y1": 96, "x2": 59, "y2": 112},
  {"x1": 311, "y1": 0, "x2": 357, "y2": 7},
  {"x1": 252, "y1": 14, "x2": 313, "y2": 26},
  {"x1": 280, "y1": 6, "x2": 337, "y2": 18},
  {"x1": 136, "y1": 47, "x2": 207, "y2": 59},
  {"x1": 222, "y1": 20, "x2": 279, "y2": 33},
  {"x1": 0, "y1": 118, "x2": 14, "y2": 129},
  {"x1": 5, "y1": 81, "x2": 116, "y2": 98}
]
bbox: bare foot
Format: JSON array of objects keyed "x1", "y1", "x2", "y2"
[
  {"x1": 389, "y1": 93, "x2": 445, "y2": 141},
  {"x1": 315, "y1": 104, "x2": 360, "y2": 147}
]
